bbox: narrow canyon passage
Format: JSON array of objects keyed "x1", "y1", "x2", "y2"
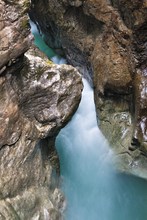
[
  {"x1": 30, "y1": 21, "x2": 147, "y2": 220},
  {"x1": 56, "y1": 79, "x2": 147, "y2": 220}
]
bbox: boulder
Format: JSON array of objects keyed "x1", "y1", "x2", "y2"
[
  {"x1": 0, "y1": 48, "x2": 83, "y2": 219},
  {"x1": 0, "y1": 0, "x2": 83, "y2": 218},
  {"x1": 30, "y1": 0, "x2": 147, "y2": 178}
]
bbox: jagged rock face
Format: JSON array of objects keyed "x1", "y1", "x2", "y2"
[
  {"x1": 30, "y1": 0, "x2": 104, "y2": 82},
  {"x1": 0, "y1": 0, "x2": 32, "y2": 71},
  {"x1": 30, "y1": 0, "x2": 147, "y2": 177},
  {"x1": 0, "y1": 51, "x2": 82, "y2": 219},
  {"x1": 0, "y1": 0, "x2": 83, "y2": 218}
]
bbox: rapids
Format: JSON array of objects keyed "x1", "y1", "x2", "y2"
[
  {"x1": 30, "y1": 20, "x2": 147, "y2": 220},
  {"x1": 56, "y1": 79, "x2": 147, "y2": 220}
]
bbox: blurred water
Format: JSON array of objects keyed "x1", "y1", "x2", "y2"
[
  {"x1": 30, "y1": 21, "x2": 147, "y2": 220},
  {"x1": 56, "y1": 79, "x2": 147, "y2": 220}
]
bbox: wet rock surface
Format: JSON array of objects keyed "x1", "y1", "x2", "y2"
[
  {"x1": 0, "y1": 51, "x2": 82, "y2": 219},
  {"x1": 0, "y1": 0, "x2": 32, "y2": 70},
  {"x1": 0, "y1": 0, "x2": 83, "y2": 218},
  {"x1": 30, "y1": 0, "x2": 147, "y2": 177}
]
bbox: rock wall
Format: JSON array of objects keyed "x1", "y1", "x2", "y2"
[
  {"x1": 0, "y1": 0, "x2": 83, "y2": 219},
  {"x1": 30, "y1": 0, "x2": 147, "y2": 177}
]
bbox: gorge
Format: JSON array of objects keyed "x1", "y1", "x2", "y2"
[
  {"x1": 56, "y1": 78, "x2": 147, "y2": 220},
  {"x1": 0, "y1": 0, "x2": 147, "y2": 219},
  {"x1": 31, "y1": 15, "x2": 147, "y2": 220},
  {"x1": 30, "y1": 0, "x2": 147, "y2": 176}
]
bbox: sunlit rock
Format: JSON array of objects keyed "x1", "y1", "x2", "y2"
[
  {"x1": 0, "y1": 0, "x2": 83, "y2": 218},
  {"x1": 30, "y1": 0, "x2": 147, "y2": 177}
]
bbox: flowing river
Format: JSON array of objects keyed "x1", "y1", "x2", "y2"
[{"x1": 30, "y1": 21, "x2": 147, "y2": 220}]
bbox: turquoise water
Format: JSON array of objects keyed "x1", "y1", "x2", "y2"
[
  {"x1": 56, "y1": 79, "x2": 147, "y2": 220},
  {"x1": 30, "y1": 21, "x2": 147, "y2": 220},
  {"x1": 30, "y1": 21, "x2": 66, "y2": 64}
]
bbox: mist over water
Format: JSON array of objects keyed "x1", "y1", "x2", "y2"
[
  {"x1": 30, "y1": 21, "x2": 147, "y2": 220},
  {"x1": 56, "y1": 79, "x2": 147, "y2": 220},
  {"x1": 56, "y1": 79, "x2": 113, "y2": 219}
]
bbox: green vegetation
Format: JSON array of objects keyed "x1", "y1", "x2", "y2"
[
  {"x1": 20, "y1": 17, "x2": 29, "y2": 29},
  {"x1": 22, "y1": 0, "x2": 30, "y2": 13},
  {"x1": 46, "y1": 60, "x2": 53, "y2": 65}
]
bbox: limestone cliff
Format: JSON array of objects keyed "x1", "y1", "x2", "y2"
[
  {"x1": 30, "y1": 0, "x2": 147, "y2": 177},
  {"x1": 0, "y1": 0, "x2": 83, "y2": 219}
]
